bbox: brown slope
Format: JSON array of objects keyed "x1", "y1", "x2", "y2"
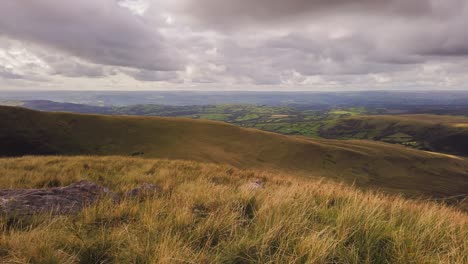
[
  {"x1": 1, "y1": 105, "x2": 467, "y2": 199},
  {"x1": 322, "y1": 114, "x2": 468, "y2": 156}
]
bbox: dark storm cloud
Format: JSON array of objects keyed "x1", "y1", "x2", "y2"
[{"x1": 0, "y1": 0, "x2": 182, "y2": 71}]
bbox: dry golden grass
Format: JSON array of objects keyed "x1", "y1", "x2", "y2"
[{"x1": 0, "y1": 156, "x2": 466, "y2": 263}]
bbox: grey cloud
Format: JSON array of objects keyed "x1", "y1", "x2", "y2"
[
  {"x1": 209, "y1": 9, "x2": 467, "y2": 84},
  {"x1": 50, "y1": 62, "x2": 106, "y2": 78},
  {"x1": 0, "y1": 0, "x2": 182, "y2": 71},
  {"x1": 169, "y1": 0, "x2": 468, "y2": 71},
  {"x1": 0, "y1": 65, "x2": 49, "y2": 82},
  {"x1": 414, "y1": 22, "x2": 468, "y2": 56},
  {"x1": 0, "y1": 66, "x2": 23, "y2": 80},
  {"x1": 175, "y1": 0, "x2": 465, "y2": 28},
  {"x1": 38, "y1": 51, "x2": 108, "y2": 78},
  {"x1": 124, "y1": 69, "x2": 180, "y2": 82},
  {"x1": 216, "y1": 34, "x2": 411, "y2": 81},
  {"x1": 1, "y1": 0, "x2": 468, "y2": 90},
  {"x1": 0, "y1": 39, "x2": 109, "y2": 79}
]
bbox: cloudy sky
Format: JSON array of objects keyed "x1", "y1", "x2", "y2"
[{"x1": 0, "y1": 0, "x2": 467, "y2": 91}]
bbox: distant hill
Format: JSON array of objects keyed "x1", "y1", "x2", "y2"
[
  {"x1": 20, "y1": 100, "x2": 113, "y2": 114},
  {"x1": 322, "y1": 115, "x2": 468, "y2": 156},
  {"x1": 3, "y1": 90, "x2": 468, "y2": 106},
  {"x1": 1, "y1": 106, "x2": 467, "y2": 200}
]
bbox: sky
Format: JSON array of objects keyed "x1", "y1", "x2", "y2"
[{"x1": 0, "y1": 0, "x2": 467, "y2": 91}]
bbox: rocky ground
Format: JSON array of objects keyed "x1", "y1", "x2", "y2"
[{"x1": 0, "y1": 181, "x2": 161, "y2": 215}]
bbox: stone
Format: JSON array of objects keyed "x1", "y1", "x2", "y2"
[
  {"x1": 125, "y1": 183, "x2": 162, "y2": 199},
  {"x1": 0, "y1": 181, "x2": 117, "y2": 215},
  {"x1": 249, "y1": 179, "x2": 265, "y2": 189}
]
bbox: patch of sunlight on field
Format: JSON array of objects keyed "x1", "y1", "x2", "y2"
[
  {"x1": 425, "y1": 151, "x2": 465, "y2": 160},
  {"x1": 452, "y1": 123, "x2": 468, "y2": 128},
  {"x1": 271, "y1": 114, "x2": 290, "y2": 118}
]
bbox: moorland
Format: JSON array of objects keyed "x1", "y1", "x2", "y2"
[{"x1": 1, "y1": 91, "x2": 467, "y2": 263}]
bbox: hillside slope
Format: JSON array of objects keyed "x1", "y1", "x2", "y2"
[
  {"x1": 0, "y1": 156, "x2": 466, "y2": 263},
  {"x1": 1, "y1": 106, "x2": 468, "y2": 199},
  {"x1": 322, "y1": 114, "x2": 468, "y2": 156}
]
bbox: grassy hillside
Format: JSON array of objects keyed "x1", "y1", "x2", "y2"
[
  {"x1": 322, "y1": 114, "x2": 468, "y2": 156},
  {"x1": 0, "y1": 156, "x2": 467, "y2": 263},
  {"x1": 1, "y1": 106, "x2": 468, "y2": 200}
]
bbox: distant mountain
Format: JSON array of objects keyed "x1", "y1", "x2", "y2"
[{"x1": 3, "y1": 90, "x2": 468, "y2": 106}]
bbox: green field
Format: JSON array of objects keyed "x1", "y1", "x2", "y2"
[
  {"x1": 102, "y1": 104, "x2": 366, "y2": 139},
  {"x1": 182, "y1": 105, "x2": 363, "y2": 139}
]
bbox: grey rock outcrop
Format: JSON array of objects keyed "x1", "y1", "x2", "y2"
[{"x1": 0, "y1": 181, "x2": 117, "y2": 215}]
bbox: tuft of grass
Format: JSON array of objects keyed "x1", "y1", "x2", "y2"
[{"x1": 0, "y1": 156, "x2": 466, "y2": 263}]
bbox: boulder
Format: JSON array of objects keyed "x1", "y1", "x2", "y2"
[{"x1": 0, "y1": 181, "x2": 117, "y2": 215}]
